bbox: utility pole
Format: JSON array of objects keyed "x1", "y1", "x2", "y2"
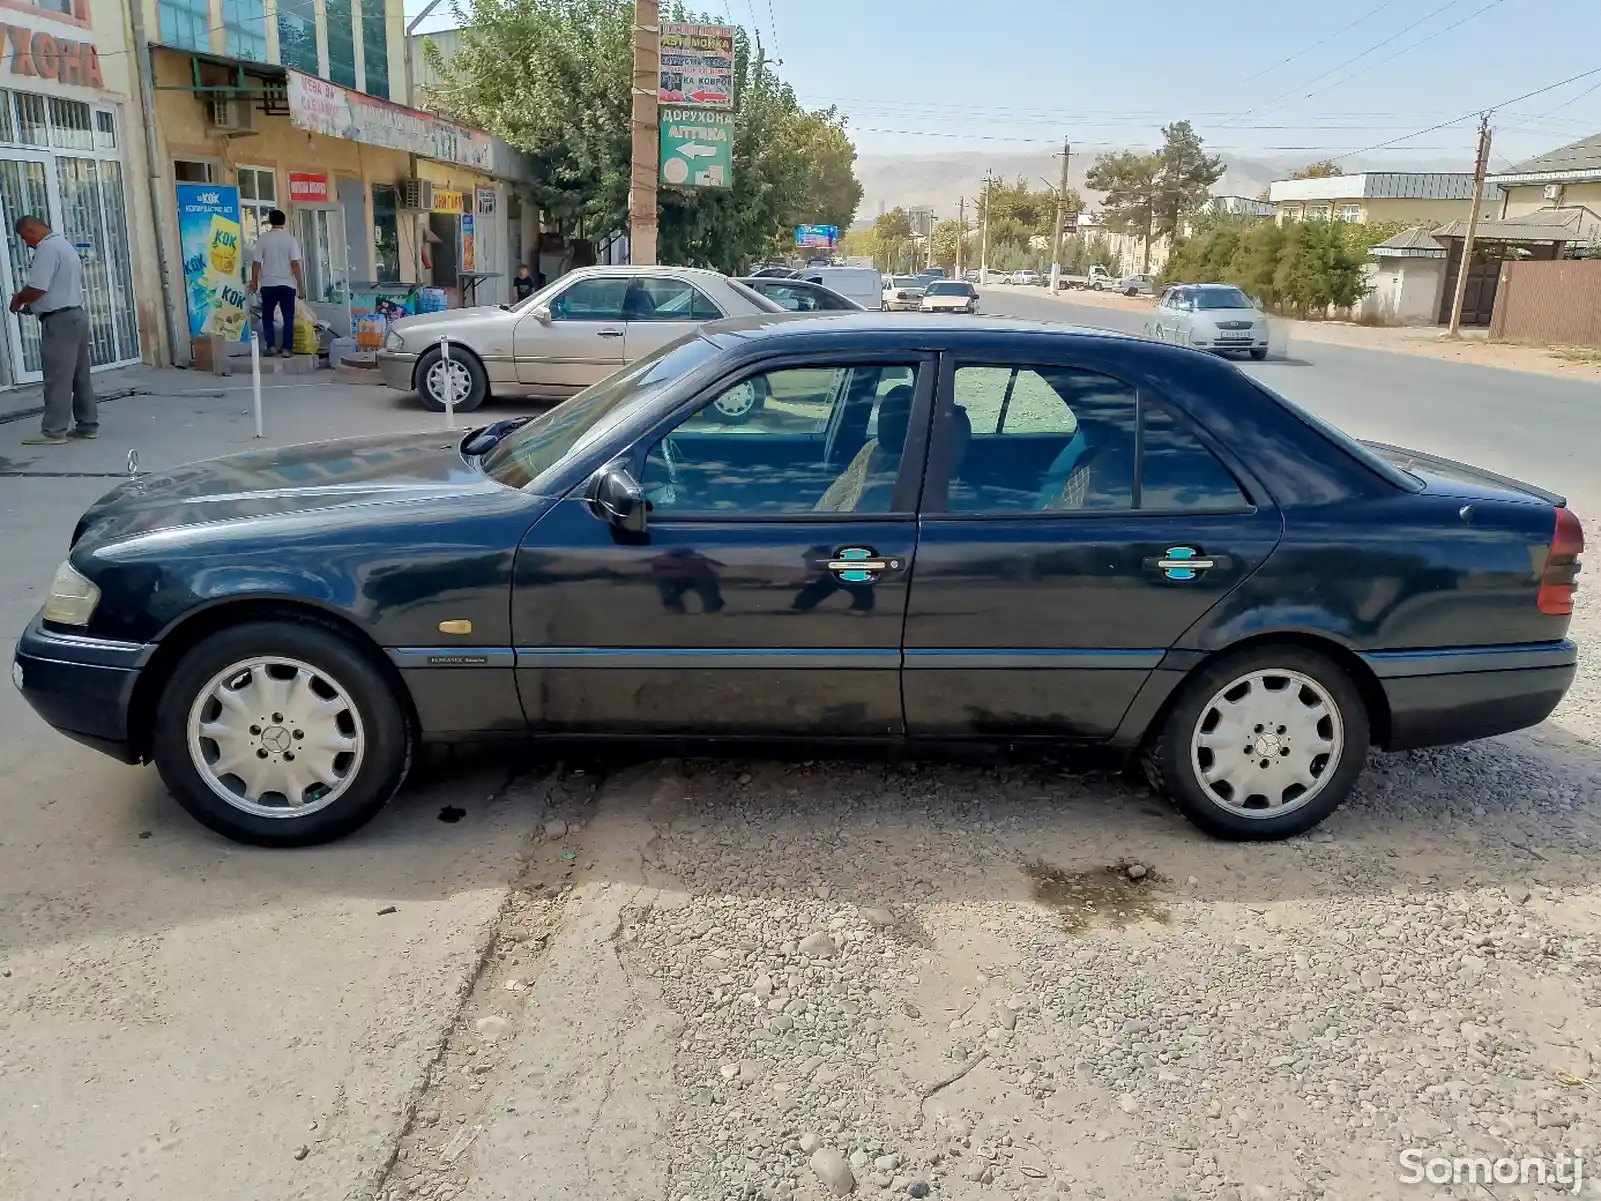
[
  {"x1": 956, "y1": 196, "x2": 965, "y2": 276},
  {"x1": 1050, "y1": 139, "x2": 1071, "y2": 295},
  {"x1": 629, "y1": 0, "x2": 660, "y2": 265},
  {"x1": 979, "y1": 170, "x2": 996, "y2": 280},
  {"x1": 1447, "y1": 113, "x2": 1493, "y2": 337}
]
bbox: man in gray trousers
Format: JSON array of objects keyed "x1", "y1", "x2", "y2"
[{"x1": 10, "y1": 214, "x2": 95, "y2": 445}]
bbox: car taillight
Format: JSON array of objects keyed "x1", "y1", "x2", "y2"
[{"x1": 1538, "y1": 506, "x2": 1584, "y2": 615}]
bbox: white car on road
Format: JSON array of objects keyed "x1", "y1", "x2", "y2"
[
  {"x1": 920, "y1": 280, "x2": 980, "y2": 313},
  {"x1": 1009, "y1": 269, "x2": 1041, "y2": 286},
  {"x1": 376, "y1": 266, "x2": 781, "y2": 412},
  {"x1": 882, "y1": 276, "x2": 926, "y2": 311},
  {"x1": 1119, "y1": 274, "x2": 1157, "y2": 296},
  {"x1": 1146, "y1": 283, "x2": 1271, "y2": 359}
]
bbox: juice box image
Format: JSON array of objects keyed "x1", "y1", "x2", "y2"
[{"x1": 207, "y1": 215, "x2": 241, "y2": 277}]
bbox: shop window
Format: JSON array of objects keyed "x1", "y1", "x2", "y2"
[
  {"x1": 93, "y1": 110, "x2": 116, "y2": 152},
  {"x1": 157, "y1": 0, "x2": 210, "y2": 52},
  {"x1": 47, "y1": 99, "x2": 93, "y2": 152},
  {"x1": 276, "y1": 0, "x2": 319, "y2": 74},
  {"x1": 237, "y1": 165, "x2": 278, "y2": 257},
  {"x1": 222, "y1": 0, "x2": 268, "y2": 62},
  {"x1": 372, "y1": 184, "x2": 400, "y2": 282},
  {"x1": 298, "y1": 208, "x2": 348, "y2": 304},
  {"x1": 0, "y1": 91, "x2": 15, "y2": 145},
  {"x1": 174, "y1": 160, "x2": 216, "y2": 183},
  {"x1": 360, "y1": 0, "x2": 390, "y2": 99},
  {"x1": 325, "y1": 0, "x2": 358, "y2": 89}
]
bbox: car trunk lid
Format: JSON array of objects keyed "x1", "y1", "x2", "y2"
[{"x1": 1363, "y1": 441, "x2": 1565, "y2": 507}]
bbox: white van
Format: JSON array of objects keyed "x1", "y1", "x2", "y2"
[{"x1": 797, "y1": 267, "x2": 882, "y2": 312}]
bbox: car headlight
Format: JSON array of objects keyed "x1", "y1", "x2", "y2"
[
  {"x1": 385, "y1": 329, "x2": 405, "y2": 352},
  {"x1": 43, "y1": 560, "x2": 99, "y2": 626}
]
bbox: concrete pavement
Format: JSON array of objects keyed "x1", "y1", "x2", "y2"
[
  {"x1": 977, "y1": 286, "x2": 1601, "y2": 519},
  {"x1": 0, "y1": 370, "x2": 556, "y2": 1201}
]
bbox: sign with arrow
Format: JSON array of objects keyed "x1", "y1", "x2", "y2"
[
  {"x1": 659, "y1": 22, "x2": 734, "y2": 109},
  {"x1": 660, "y1": 106, "x2": 734, "y2": 189}
]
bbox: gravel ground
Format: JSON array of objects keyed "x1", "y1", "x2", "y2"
[{"x1": 385, "y1": 612, "x2": 1601, "y2": 1201}]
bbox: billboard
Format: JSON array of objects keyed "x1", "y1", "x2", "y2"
[
  {"x1": 795, "y1": 224, "x2": 839, "y2": 248},
  {"x1": 659, "y1": 22, "x2": 735, "y2": 108},
  {"x1": 175, "y1": 183, "x2": 249, "y2": 343},
  {"x1": 660, "y1": 107, "x2": 733, "y2": 188}
]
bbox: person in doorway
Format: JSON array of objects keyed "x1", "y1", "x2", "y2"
[
  {"x1": 247, "y1": 209, "x2": 305, "y2": 358},
  {"x1": 9, "y1": 214, "x2": 94, "y2": 446},
  {"x1": 512, "y1": 264, "x2": 537, "y2": 302}
]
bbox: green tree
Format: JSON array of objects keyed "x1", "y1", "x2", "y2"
[
  {"x1": 929, "y1": 218, "x2": 966, "y2": 270},
  {"x1": 1086, "y1": 150, "x2": 1160, "y2": 271},
  {"x1": 1290, "y1": 160, "x2": 1344, "y2": 179},
  {"x1": 870, "y1": 207, "x2": 915, "y2": 272},
  {"x1": 425, "y1": 0, "x2": 863, "y2": 272},
  {"x1": 977, "y1": 178, "x2": 1083, "y2": 252},
  {"x1": 1152, "y1": 121, "x2": 1225, "y2": 247}
]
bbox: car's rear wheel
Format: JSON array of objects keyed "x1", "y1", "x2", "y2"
[
  {"x1": 710, "y1": 374, "x2": 770, "y2": 424},
  {"x1": 152, "y1": 621, "x2": 412, "y2": 847},
  {"x1": 416, "y1": 345, "x2": 488, "y2": 413},
  {"x1": 1146, "y1": 645, "x2": 1368, "y2": 841}
]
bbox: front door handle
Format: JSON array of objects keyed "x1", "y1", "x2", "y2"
[
  {"x1": 826, "y1": 547, "x2": 902, "y2": 584},
  {"x1": 597, "y1": 328, "x2": 624, "y2": 338}
]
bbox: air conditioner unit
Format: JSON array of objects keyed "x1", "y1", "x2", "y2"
[
  {"x1": 206, "y1": 98, "x2": 255, "y2": 134},
  {"x1": 1543, "y1": 183, "x2": 1564, "y2": 202},
  {"x1": 400, "y1": 178, "x2": 435, "y2": 211}
]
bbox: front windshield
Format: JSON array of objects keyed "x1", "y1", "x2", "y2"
[
  {"x1": 480, "y1": 334, "x2": 721, "y2": 489},
  {"x1": 1194, "y1": 286, "x2": 1254, "y2": 310}
]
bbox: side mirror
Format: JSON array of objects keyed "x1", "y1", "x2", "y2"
[
  {"x1": 530, "y1": 304, "x2": 553, "y2": 325},
  {"x1": 592, "y1": 464, "x2": 648, "y2": 533}
]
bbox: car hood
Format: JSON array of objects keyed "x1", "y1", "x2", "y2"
[
  {"x1": 391, "y1": 306, "x2": 514, "y2": 340},
  {"x1": 71, "y1": 430, "x2": 504, "y2": 549}
]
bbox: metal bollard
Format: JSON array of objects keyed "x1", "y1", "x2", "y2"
[
  {"x1": 250, "y1": 331, "x2": 263, "y2": 438},
  {"x1": 440, "y1": 335, "x2": 456, "y2": 430}
]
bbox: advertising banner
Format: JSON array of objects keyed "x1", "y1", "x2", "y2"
[
  {"x1": 432, "y1": 189, "x2": 465, "y2": 215},
  {"x1": 659, "y1": 106, "x2": 733, "y2": 189},
  {"x1": 286, "y1": 69, "x2": 493, "y2": 171},
  {"x1": 288, "y1": 172, "x2": 330, "y2": 203},
  {"x1": 175, "y1": 183, "x2": 249, "y2": 343},
  {"x1": 461, "y1": 212, "x2": 476, "y2": 272},
  {"x1": 795, "y1": 224, "x2": 839, "y2": 248},
  {"x1": 659, "y1": 23, "x2": 734, "y2": 108}
]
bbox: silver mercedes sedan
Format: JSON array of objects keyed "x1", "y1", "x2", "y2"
[{"x1": 377, "y1": 266, "x2": 782, "y2": 412}]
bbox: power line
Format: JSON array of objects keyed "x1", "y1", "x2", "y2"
[
  {"x1": 1239, "y1": 0, "x2": 1475, "y2": 117},
  {"x1": 1289, "y1": 0, "x2": 1509, "y2": 107},
  {"x1": 1331, "y1": 64, "x2": 1601, "y2": 161},
  {"x1": 1531, "y1": 77, "x2": 1601, "y2": 120},
  {"x1": 1236, "y1": 0, "x2": 1405, "y2": 85}
]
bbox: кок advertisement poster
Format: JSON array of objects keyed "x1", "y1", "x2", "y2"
[{"x1": 175, "y1": 183, "x2": 249, "y2": 343}]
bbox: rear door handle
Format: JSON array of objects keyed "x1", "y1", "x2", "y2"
[{"x1": 597, "y1": 328, "x2": 624, "y2": 338}]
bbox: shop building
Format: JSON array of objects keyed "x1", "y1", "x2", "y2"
[
  {"x1": 140, "y1": 0, "x2": 528, "y2": 362},
  {"x1": 0, "y1": 0, "x2": 164, "y2": 385}
]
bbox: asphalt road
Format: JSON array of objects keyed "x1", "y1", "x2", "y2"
[
  {"x1": 3, "y1": 320, "x2": 1600, "y2": 1199},
  {"x1": 978, "y1": 285, "x2": 1601, "y2": 519}
]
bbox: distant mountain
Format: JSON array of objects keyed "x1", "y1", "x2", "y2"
[{"x1": 849, "y1": 149, "x2": 1468, "y2": 226}]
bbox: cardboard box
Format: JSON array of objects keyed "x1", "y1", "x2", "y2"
[{"x1": 191, "y1": 334, "x2": 231, "y2": 376}]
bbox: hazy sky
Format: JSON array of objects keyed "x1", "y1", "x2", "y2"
[{"x1": 406, "y1": 0, "x2": 1601, "y2": 169}]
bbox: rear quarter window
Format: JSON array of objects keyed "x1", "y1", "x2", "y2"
[{"x1": 1248, "y1": 379, "x2": 1423, "y2": 492}]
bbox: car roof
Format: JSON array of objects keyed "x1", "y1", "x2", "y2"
[{"x1": 694, "y1": 312, "x2": 1154, "y2": 352}]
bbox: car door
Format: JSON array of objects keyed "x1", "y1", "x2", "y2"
[
  {"x1": 510, "y1": 354, "x2": 934, "y2": 736},
  {"x1": 623, "y1": 276, "x2": 724, "y2": 362},
  {"x1": 902, "y1": 353, "x2": 1283, "y2": 741},
  {"x1": 516, "y1": 274, "x2": 629, "y2": 389}
]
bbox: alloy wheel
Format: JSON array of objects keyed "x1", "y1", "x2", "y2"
[
  {"x1": 186, "y1": 656, "x2": 366, "y2": 818},
  {"x1": 1189, "y1": 668, "x2": 1343, "y2": 818},
  {"x1": 425, "y1": 357, "x2": 474, "y2": 408},
  {"x1": 713, "y1": 382, "x2": 759, "y2": 420}
]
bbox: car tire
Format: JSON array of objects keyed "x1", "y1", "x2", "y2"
[
  {"x1": 1090, "y1": 282, "x2": 1103, "y2": 291},
  {"x1": 710, "y1": 374, "x2": 770, "y2": 424},
  {"x1": 1145, "y1": 645, "x2": 1368, "y2": 842},
  {"x1": 152, "y1": 620, "x2": 413, "y2": 847},
  {"x1": 1249, "y1": 347, "x2": 1268, "y2": 360},
  {"x1": 416, "y1": 345, "x2": 488, "y2": 413}
]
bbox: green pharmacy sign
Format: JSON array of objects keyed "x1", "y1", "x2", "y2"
[{"x1": 659, "y1": 106, "x2": 734, "y2": 189}]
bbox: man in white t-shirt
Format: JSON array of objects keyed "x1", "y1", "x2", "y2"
[{"x1": 247, "y1": 209, "x2": 306, "y2": 357}]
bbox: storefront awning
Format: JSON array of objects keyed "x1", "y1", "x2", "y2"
[
  {"x1": 150, "y1": 44, "x2": 290, "y2": 115},
  {"x1": 286, "y1": 69, "x2": 494, "y2": 174}
]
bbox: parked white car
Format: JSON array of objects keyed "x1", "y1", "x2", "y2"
[
  {"x1": 376, "y1": 266, "x2": 781, "y2": 412},
  {"x1": 1119, "y1": 274, "x2": 1157, "y2": 296},
  {"x1": 1145, "y1": 283, "x2": 1270, "y2": 358},
  {"x1": 1009, "y1": 269, "x2": 1040, "y2": 286},
  {"x1": 920, "y1": 280, "x2": 980, "y2": 313},
  {"x1": 882, "y1": 276, "x2": 926, "y2": 311}
]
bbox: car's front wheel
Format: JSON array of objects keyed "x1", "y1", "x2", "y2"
[
  {"x1": 1146, "y1": 645, "x2": 1368, "y2": 841},
  {"x1": 1250, "y1": 347, "x2": 1268, "y2": 360},
  {"x1": 416, "y1": 345, "x2": 488, "y2": 413},
  {"x1": 710, "y1": 374, "x2": 770, "y2": 424},
  {"x1": 152, "y1": 620, "x2": 412, "y2": 846}
]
